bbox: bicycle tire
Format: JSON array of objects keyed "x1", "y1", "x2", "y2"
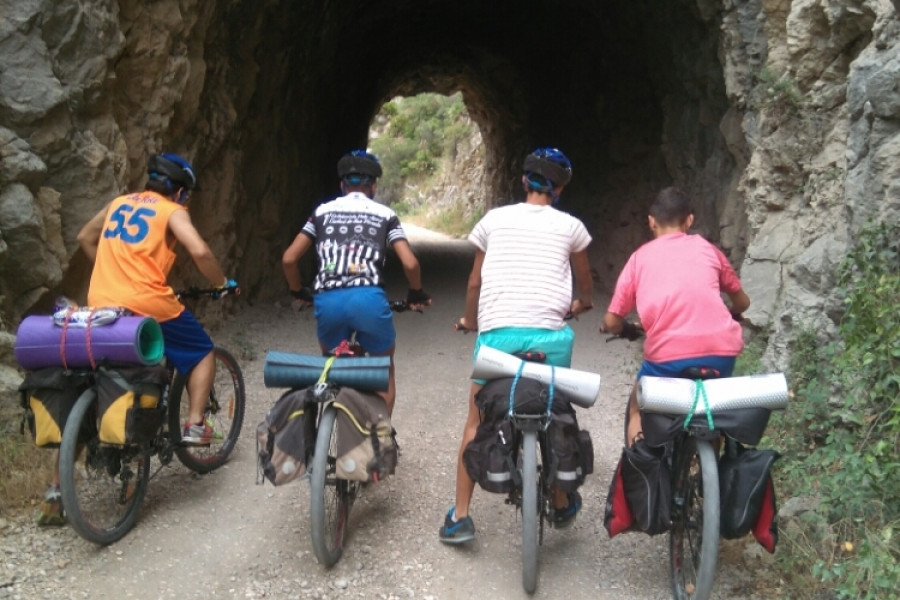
[
  {"x1": 309, "y1": 405, "x2": 357, "y2": 566},
  {"x1": 169, "y1": 347, "x2": 246, "y2": 473},
  {"x1": 670, "y1": 438, "x2": 720, "y2": 600},
  {"x1": 521, "y1": 430, "x2": 540, "y2": 594},
  {"x1": 59, "y1": 388, "x2": 150, "y2": 545}
]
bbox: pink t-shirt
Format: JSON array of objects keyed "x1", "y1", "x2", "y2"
[{"x1": 608, "y1": 232, "x2": 744, "y2": 362}]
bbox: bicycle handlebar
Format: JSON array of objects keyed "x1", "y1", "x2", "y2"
[
  {"x1": 176, "y1": 285, "x2": 241, "y2": 300},
  {"x1": 389, "y1": 300, "x2": 423, "y2": 314},
  {"x1": 453, "y1": 311, "x2": 575, "y2": 335},
  {"x1": 604, "y1": 321, "x2": 644, "y2": 343}
]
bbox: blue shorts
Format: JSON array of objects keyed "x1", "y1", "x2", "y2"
[
  {"x1": 472, "y1": 326, "x2": 575, "y2": 385},
  {"x1": 158, "y1": 310, "x2": 214, "y2": 374},
  {"x1": 637, "y1": 355, "x2": 736, "y2": 380},
  {"x1": 314, "y1": 286, "x2": 396, "y2": 354}
]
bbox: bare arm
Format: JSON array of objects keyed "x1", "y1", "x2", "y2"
[
  {"x1": 392, "y1": 239, "x2": 423, "y2": 290},
  {"x1": 728, "y1": 289, "x2": 750, "y2": 314},
  {"x1": 168, "y1": 209, "x2": 226, "y2": 287},
  {"x1": 460, "y1": 249, "x2": 484, "y2": 331},
  {"x1": 602, "y1": 311, "x2": 626, "y2": 335},
  {"x1": 76, "y1": 205, "x2": 110, "y2": 262},
  {"x1": 569, "y1": 248, "x2": 594, "y2": 317},
  {"x1": 282, "y1": 232, "x2": 313, "y2": 292}
]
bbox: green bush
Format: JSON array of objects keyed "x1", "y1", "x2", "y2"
[
  {"x1": 370, "y1": 92, "x2": 477, "y2": 210},
  {"x1": 774, "y1": 220, "x2": 900, "y2": 599}
]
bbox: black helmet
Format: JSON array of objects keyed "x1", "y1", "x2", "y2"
[
  {"x1": 147, "y1": 153, "x2": 197, "y2": 191},
  {"x1": 337, "y1": 150, "x2": 382, "y2": 184},
  {"x1": 523, "y1": 147, "x2": 572, "y2": 191}
]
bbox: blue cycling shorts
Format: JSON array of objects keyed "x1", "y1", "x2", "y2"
[
  {"x1": 314, "y1": 286, "x2": 396, "y2": 354},
  {"x1": 637, "y1": 355, "x2": 736, "y2": 380},
  {"x1": 158, "y1": 310, "x2": 214, "y2": 374},
  {"x1": 472, "y1": 326, "x2": 575, "y2": 385}
]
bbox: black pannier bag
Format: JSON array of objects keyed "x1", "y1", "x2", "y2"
[
  {"x1": 256, "y1": 387, "x2": 317, "y2": 485},
  {"x1": 719, "y1": 439, "x2": 780, "y2": 552},
  {"x1": 19, "y1": 367, "x2": 93, "y2": 447},
  {"x1": 547, "y1": 410, "x2": 593, "y2": 492},
  {"x1": 95, "y1": 364, "x2": 169, "y2": 445},
  {"x1": 605, "y1": 440, "x2": 672, "y2": 536},
  {"x1": 463, "y1": 377, "x2": 546, "y2": 493},
  {"x1": 464, "y1": 376, "x2": 593, "y2": 494},
  {"x1": 642, "y1": 407, "x2": 773, "y2": 447}
]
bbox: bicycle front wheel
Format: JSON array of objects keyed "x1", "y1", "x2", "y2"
[
  {"x1": 59, "y1": 389, "x2": 151, "y2": 545},
  {"x1": 309, "y1": 406, "x2": 357, "y2": 567},
  {"x1": 670, "y1": 438, "x2": 720, "y2": 600},
  {"x1": 521, "y1": 430, "x2": 540, "y2": 594},
  {"x1": 169, "y1": 347, "x2": 246, "y2": 473}
]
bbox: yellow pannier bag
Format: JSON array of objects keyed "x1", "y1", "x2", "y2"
[
  {"x1": 95, "y1": 364, "x2": 169, "y2": 445},
  {"x1": 19, "y1": 367, "x2": 93, "y2": 447}
]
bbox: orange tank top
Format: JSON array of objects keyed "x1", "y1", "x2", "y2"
[{"x1": 87, "y1": 191, "x2": 186, "y2": 321}]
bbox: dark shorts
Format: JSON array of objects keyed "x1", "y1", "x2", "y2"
[
  {"x1": 158, "y1": 310, "x2": 214, "y2": 374},
  {"x1": 637, "y1": 355, "x2": 736, "y2": 380},
  {"x1": 313, "y1": 286, "x2": 396, "y2": 354}
]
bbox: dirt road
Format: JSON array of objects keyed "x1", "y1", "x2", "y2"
[{"x1": 1, "y1": 230, "x2": 774, "y2": 599}]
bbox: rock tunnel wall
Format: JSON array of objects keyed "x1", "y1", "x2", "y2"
[{"x1": 2, "y1": 0, "x2": 900, "y2": 383}]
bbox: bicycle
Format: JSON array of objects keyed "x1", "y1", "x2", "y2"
[
  {"x1": 279, "y1": 300, "x2": 419, "y2": 567},
  {"x1": 462, "y1": 335, "x2": 597, "y2": 595},
  {"x1": 611, "y1": 326, "x2": 784, "y2": 600},
  {"x1": 58, "y1": 286, "x2": 246, "y2": 544}
]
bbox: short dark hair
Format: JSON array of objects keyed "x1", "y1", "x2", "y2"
[
  {"x1": 145, "y1": 178, "x2": 171, "y2": 195},
  {"x1": 649, "y1": 186, "x2": 692, "y2": 226}
]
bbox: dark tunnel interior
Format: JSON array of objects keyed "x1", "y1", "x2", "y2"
[{"x1": 193, "y1": 0, "x2": 745, "y2": 300}]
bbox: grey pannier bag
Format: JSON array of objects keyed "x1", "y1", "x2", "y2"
[
  {"x1": 332, "y1": 387, "x2": 397, "y2": 482},
  {"x1": 257, "y1": 388, "x2": 316, "y2": 485}
]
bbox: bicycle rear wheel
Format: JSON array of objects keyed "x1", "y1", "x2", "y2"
[
  {"x1": 670, "y1": 438, "x2": 720, "y2": 600},
  {"x1": 169, "y1": 347, "x2": 246, "y2": 473},
  {"x1": 521, "y1": 430, "x2": 540, "y2": 594},
  {"x1": 309, "y1": 405, "x2": 358, "y2": 567},
  {"x1": 59, "y1": 389, "x2": 150, "y2": 545}
]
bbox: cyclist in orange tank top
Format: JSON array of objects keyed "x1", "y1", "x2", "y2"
[{"x1": 78, "y1": 153, "x2": 237, "y2": 445}]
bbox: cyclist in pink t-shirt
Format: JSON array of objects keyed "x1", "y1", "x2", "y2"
[{"x1": 600, "y1": 186, "x2": 750, "y2": 447}]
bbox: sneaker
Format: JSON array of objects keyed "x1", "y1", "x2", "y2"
[
  {"x1": 182, "y1": 420, "x2": 224, "y2": 445},
  {"x1": 438, "y1": 506, "x2": 476, "y2": 545},
  {"x1": 551, "y1": 491, "x2": 582, "y2": 529},
  {"x1": 35, "y1": 485, "x2": 66, "y2": 527}
]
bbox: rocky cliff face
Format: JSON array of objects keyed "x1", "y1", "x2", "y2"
[{"x1": 1, "y1": 0, "x2": 899, "y2": 399}]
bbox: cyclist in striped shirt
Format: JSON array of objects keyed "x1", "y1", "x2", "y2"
[{"x1": 439, "y1": 148, "x2": 595, "y2": 545}]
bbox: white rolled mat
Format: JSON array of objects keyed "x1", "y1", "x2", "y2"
[
  {"x1": 471, "y1": 345, "x2": 601, "y2": 408},
  {"x1": 637, "y1": 373, "x2": 789, "y2": 415}
]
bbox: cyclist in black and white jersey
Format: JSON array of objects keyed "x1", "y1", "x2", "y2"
[{"x1": 282, "y1": 150, "x2": 431, "y2": 414}]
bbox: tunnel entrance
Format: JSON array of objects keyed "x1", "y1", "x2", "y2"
[
  {"x1": 200, "y1": 0, "x2": 745, "y2": 300},
  {"x1": 367, "y1": 92, "x2": 485, "y2": 238}
]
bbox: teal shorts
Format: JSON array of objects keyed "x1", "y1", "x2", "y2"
[{"x1": 472, "y1": 326, "x2": 575, "y2": 385}]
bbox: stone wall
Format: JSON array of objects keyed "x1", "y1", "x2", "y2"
[{"x1": 1, "y1": 0, "x2": 899, "y2": 409}]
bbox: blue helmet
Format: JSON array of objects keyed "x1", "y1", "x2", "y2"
[
  {"x1": 147, "y1": 153, "x2": 197, "y2": 191},
  {"x1": 523, "y1": 147, "x2": 572, "y2": 192},
  {"x1": 337, "y1": 150, "x2": 382, "y2": 185}
]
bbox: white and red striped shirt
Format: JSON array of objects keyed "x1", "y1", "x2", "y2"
[{"x1": 469, "y1": 202, "x2": 591, "y2": 332}]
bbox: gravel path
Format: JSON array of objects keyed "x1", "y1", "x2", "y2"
[{"x1": 0, "y1": 231, "x2": 776, "y2": 600}]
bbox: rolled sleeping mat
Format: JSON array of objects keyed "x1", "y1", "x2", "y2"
[
  {"x1": 637, "y1": 373, "x2": 790, "y2": 415},
  {"x1": 471, "y1": 345, "x2": 601, "y2": 408},
  {"x1": 14, "y1": 315, "x2": 165, "y2": 370},
  {"x1": 263, "y1": 350, "x2": 391, "y2": 392}
]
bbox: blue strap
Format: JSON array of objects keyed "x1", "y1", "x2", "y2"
[
  {"x1": 508, "y1": 361, "x2": 525, "y2": 417},
  {"x1": 546, "y1": 365, "x2": 556, "y2": 417}
]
